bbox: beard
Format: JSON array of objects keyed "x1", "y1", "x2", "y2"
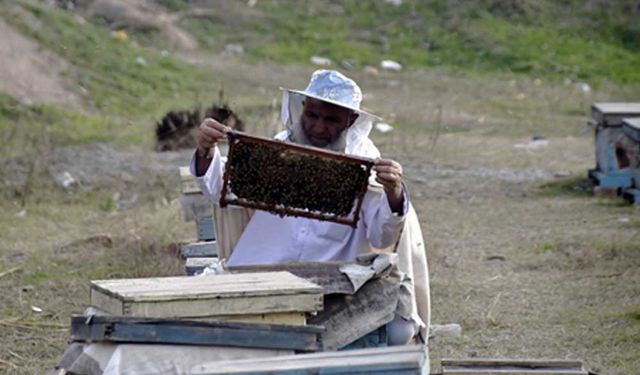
[{"x1": 288, "y1": 118, "x2": 348, "y2": 152}]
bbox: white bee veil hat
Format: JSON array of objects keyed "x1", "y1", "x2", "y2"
[{"x1": 280, "y1": 69, "x2": 381, "y2": 159}]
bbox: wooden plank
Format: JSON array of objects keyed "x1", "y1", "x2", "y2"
[
  {"x1": 181, "y1": 241, "x2": 218, "y2": 259},
  {"x1": 208, "y1": 312, "x2": 307, "y2": 326},
  {"x1": 90, "y1": 288, "x2": 123, "y2": 315},
  {"x1": 442, "y1": 358, "x2": 587, "y2": 375},
  {"x1": 90, "y1": 272, "x2": 324, "y2": 318},
  {"x1": 591, "y1": 102, "x2": 640, "y2": 127},
  {"x1": 308, "y1": 278, "x2": 399, "y2": 351},
  {"x1": 227, "y1": 262, "x2": 354, "y2": 295},
  {"x1": 70, "y1": 315, "x2": 322, "y2": 352},
  {"x1": 124, "y1": 293, "x2": 322, "y2": 318},
  {"x1": 191, "y1": 344, "x2": 428, "y2": 374}
]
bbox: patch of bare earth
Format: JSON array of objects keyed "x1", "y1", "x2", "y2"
[{"x1": 0, "y1": 18, "x2": 82, "y2": 108}]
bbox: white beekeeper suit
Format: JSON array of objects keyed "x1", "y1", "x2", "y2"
[{"x1": 190, "y1": 69, "x2": 430, "y2": 342}]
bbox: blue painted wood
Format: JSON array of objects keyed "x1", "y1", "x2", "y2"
[
  {"x1": 181, "y1": 241, "x2": 218, "y2": 258},
  {"x1": 590, "y1": 170, "x2": 632, "y2": 189},
  {"x1": 70, "y1": 315, "x2": 323, "y2": 352},
  {"x1": 196, "y1": 216, "x2": 216, "y2": 241}
]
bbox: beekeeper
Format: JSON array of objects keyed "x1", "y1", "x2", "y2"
[{"x1": 191, "y1": 70, "x2": 408, "y2": 266}]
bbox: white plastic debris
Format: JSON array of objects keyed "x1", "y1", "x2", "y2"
[
  {"x1": 31, "y1": 306, "x2": 43, "y2": 313},
  {"x1": 15, "y1": 209, "x2": 26, "y2": 218},
  {"x1": 310, "y1": 56, "x2": 332, "y2": 66},
  {"x1": 375, "y1": 122, "x2": 394, "y2": 133},
  {"x1": 135, "y1": 56, "x2": 148, "y2": 66},
  {"x1": 618, "y1": 217, "x2": 630, "y2": 224},
  {"x1": 54, "y1": 171, "x2": 77, "y2": 188},
  {"x1": 160, "y1": 50, "x2": 170, "y2": 57},
  {"x1": 513, "y1": 139, "x2": 549, "y2": 150},
  {"x1": 197, "y1": 258, "x2": 227, "y2": 276},
  {"x1": 380, "y1": 60, "x2": 402, "y2": 72},
  {"x1": 385, "y1": 0, "x2": 403, "y2": 5}
]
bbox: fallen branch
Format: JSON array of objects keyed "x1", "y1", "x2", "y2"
[{"x1": 0, "y1": 267, "x2": 22, "y2": 279}]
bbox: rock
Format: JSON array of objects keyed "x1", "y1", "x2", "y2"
[
  {"x1": 135, "y1": 56, "x2": 148, "y2": 66},
  {"x1": 363, "y1": 66, "x2": 379, "y2": 76}
]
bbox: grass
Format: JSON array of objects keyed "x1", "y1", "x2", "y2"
[{"x1": 175, "y1": 0, "x2": 640, "y2": 84}]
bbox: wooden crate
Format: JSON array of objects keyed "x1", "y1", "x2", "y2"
[
  {"x1": 441, "y1": 358, "x2": 587, "y2": 375},
  {"x1": 70, "y1": 315, "x2": 322, "y2": 352},
  {"x1": 591, "y1": 102, "x2": 640, "y2": 127},
  {"x1": 190, "y1": 345, "x2": 428, "y2": 374},
  {"x1": 90, "y1": 272, "x2": 323, "y2": 319}
]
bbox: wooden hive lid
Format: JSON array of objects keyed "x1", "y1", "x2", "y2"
[
  {"x1": 591, "y1": 102, "x2": 640, "y2": 127},
  {"x1": 91, "y1": 271, "x2": 323, "y2": 303}
]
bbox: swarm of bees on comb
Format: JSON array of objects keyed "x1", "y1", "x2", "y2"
[{"x1": 221, "y1": 131, "x2": 373, "y2": 227}]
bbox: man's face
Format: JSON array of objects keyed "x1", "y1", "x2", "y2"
[{"x1": 301, "y1": 98, "x2": 358, "y2": 148}]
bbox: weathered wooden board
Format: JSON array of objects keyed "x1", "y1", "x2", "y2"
[
  {"x1": 591, "y1": 102, "x2": 640, "y2": 127},
  {"x1": 205, "y1": 312, "x2": 308, "y2": 326},
  {"x1": 180, "y1": 166, "x2": 202, "y2": 194},
  {"x1": 191, "y1": 344, "x2": 428, "y2": 374},
  {"x1": 441, "y1": 358, "x2": 587, "y2": 375},
  {"x1": 90, "y1": 272, "x2": 324, "y2": 318},
  {"x1": 181, "y1": 241, "x2": 218, "y2": 259},
  {"x1": 308, "y1": 277, "x2": 399, "y2": 351},
  {"x1": 70, "y1": 315, "x2": 322, "y2": 352},
  {"x1": 227, "y1": 262, "x2": 354, "y2": 295}
]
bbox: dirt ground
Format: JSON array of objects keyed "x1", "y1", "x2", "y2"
[{"x1": 1, "y1": 12, "x2": 640, "y2": 374}]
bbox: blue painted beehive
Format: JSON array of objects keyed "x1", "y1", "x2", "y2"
[
  {"x1": 621, "y1": 118, "x2": 640, "y2": 203},
  {"x1": 588, "y1": 103, "x2": 640, "y2": 189}
]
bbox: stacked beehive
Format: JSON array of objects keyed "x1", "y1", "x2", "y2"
[{"x1": 178, "y1": 166, "x2": 218, "y2": 274}]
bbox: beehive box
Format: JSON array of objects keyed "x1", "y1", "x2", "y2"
[
  {"x1": 221, "y1": 131, "x2": 374, "y2": 227},
  {"x1": 90, "y1": 272, "x2": 323, "y2": 320},
  {"x1": 190, "y1": 345, "x2": 429, "y2": 375},
  {"x1": 589, "y1": 103, "x2": 640, "y2": 188}
]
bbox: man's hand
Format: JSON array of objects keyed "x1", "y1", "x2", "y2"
[
  {"x1": 373, "y1": 158, "x2": 405, "y2": 214},
  {"x1": 195, "y1": 118, "x2": 229, "y2": 176}
]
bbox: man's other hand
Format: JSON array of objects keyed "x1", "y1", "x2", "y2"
[
  {"x1": 195, "y1": 118, "x2": 229, "y2": 176},
  {"x1": 373, "y1": 158, "x2": 405, "y2": 214},
  {"x1": 197, "y1": 118, "x2": 229, "y2": 157}
]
